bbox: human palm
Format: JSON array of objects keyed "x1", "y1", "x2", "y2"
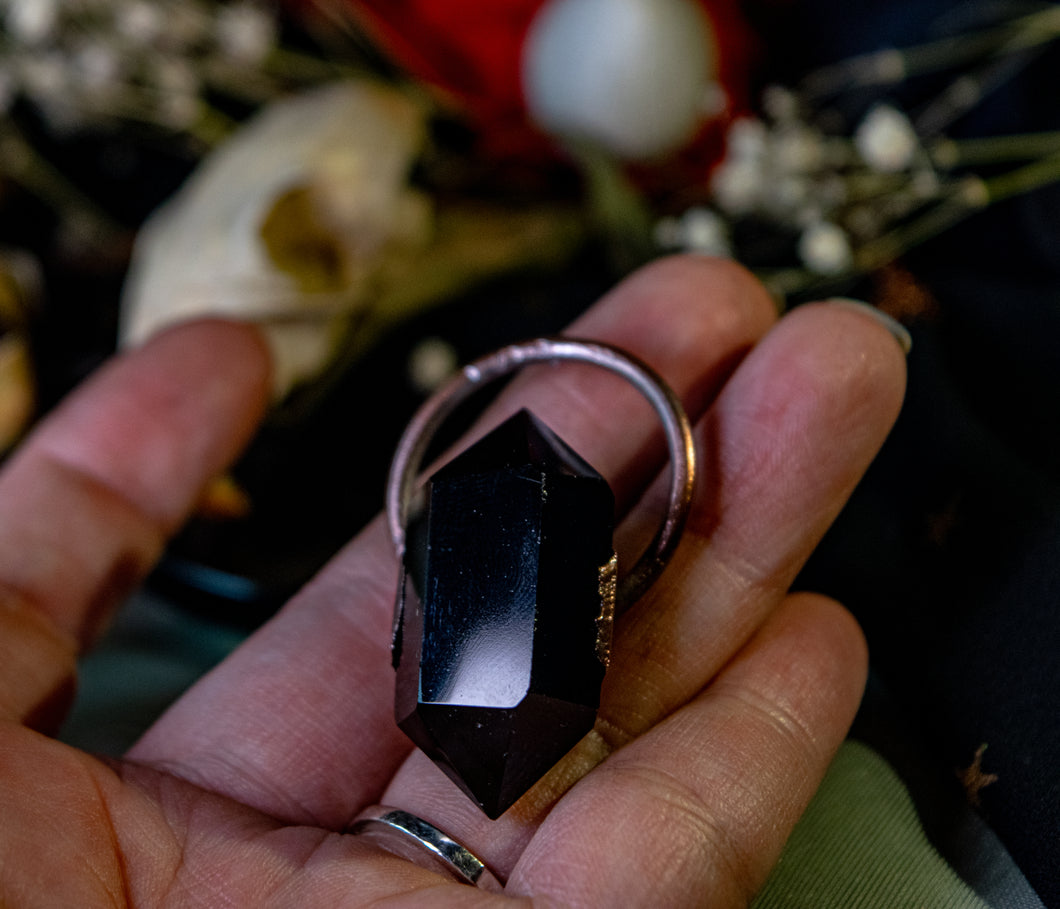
[{"x1": 0, "y1": 257, "x2": 906, "y2": 907}]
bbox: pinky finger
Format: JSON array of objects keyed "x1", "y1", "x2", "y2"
[{"x1": 507, "y1": 592, "x2": 867, "y2": 908}]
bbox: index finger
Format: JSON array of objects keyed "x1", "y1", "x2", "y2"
[{"x1": 0, "y1": 320, "x2": 270, "y2": 729}]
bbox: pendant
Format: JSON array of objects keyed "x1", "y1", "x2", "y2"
[{"x1": 386, "y1": 338, "x2": 695, "y2": 818}]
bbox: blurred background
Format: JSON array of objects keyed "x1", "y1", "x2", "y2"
[{"x1": 2, "y1": 0, "x2": 1058, "y2": 905}]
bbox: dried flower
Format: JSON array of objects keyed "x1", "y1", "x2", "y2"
[
  {"x1": 710, "y1": 158, "x2": 762, "y2": 216},
  {"x1": 855, "y1": 104, "x2": 920, "y2": 173},
  {"x1": 654, "y1": 206, "x2": 731, "y2": 256},
  {"x1": 798, "y1": 220, "x2": 853, "y2": 275},
  {"x1": 408, "y1": 336, "x2": 459, "y2": 394},
  {"x1": 216, "y1": 1, "x2": 277, "y2": 64},
  {"x1": 4, "y1": 0, "x2": 58, "y2": 45},
  {"x1": 0, "y1": 0, "x2": 288, "y2": 142},
  {"x1": 115, "y1": 1, "x2": 163, "y2": 42}
]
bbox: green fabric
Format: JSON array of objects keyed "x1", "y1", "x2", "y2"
[{"x1": 753, "y1": 740, "x2": 989, "y2": 908}]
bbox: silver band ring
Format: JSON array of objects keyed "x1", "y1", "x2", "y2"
[
  {"x1": 348, "y1": 805, "x2": 504, "y2": 891},
  {"x1": 385, "y1": 337, "x2": 696, "y2": 609}
]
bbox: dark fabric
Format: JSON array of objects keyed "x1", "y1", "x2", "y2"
[{"x1": 761, "y1": 1, "x2": 1060, "y2": 903}]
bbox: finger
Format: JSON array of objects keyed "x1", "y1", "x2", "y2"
[
  {"x1": 375, "y1": 298, "x2": 905, "y2": 872},
  {"x1": 507, "y1": 593, "x2": 867, "y2": 907},
  {"x1": 129, "y1": 257, "x2": 777, "y2": 826},
  {"x1": 603, "y1": 298, "x2": 907, "y2": 740},
  {"x1": 0, "y1": 321, "x2": 270, "y2": 729}
]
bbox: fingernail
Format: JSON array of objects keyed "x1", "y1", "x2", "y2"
[{"x1": 828, "y1": 298, "x2": 913, "y2": 355}]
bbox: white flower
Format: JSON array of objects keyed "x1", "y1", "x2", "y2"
[
  {"x1": 771, "y1": 124, "x2": 825, "y2": 174},
  {"x1": 725, "y1": 116, "x2": 768, "y2": 163},
  {"x1": 657, "y1": 207, "x2": 731, "y2": 256},
  {"x1": 408, "y1": 337, "x2": 458, "y2": 394},
  {"x1": 710, "y1": 158, "x2": 761, "y2": 216},
  {"x1": 18, "y1": 52, "x2": 68, "y2": 105},
  {"x1": 151, "y1": 56, "x2": 199, "y2": 96},
  {"x1": 679, "y1": 207, "x2": 731, "y2": 256},
  {"x1": 765, "y1": 174, "x2": 811, "y2": 218},
  {"x1": 855, "y1": 104, "x2": 919, "y2": 173},
  {"x1": 5, "y1": 0, "x2": 58, "y2": 45},
  {"x1": 797, "y1": 221, "x2": 854, "y2": 275},
  {"x1": 910, "y1": 168, "x2": 941, "y2": 199},
  {"x1": 73, "y1": 42, "x2": 124, "y2": 93},
  {"x1": 845, "y1": 204, "x2": 883, "y2": 240},
  {"x1": 156, "y1": 91, "x2": 201, "y2": 130},
  {"x1": 652, "y1": 215, "x2": 683, "y2": 249},
  {"x1": 161, "y1": 2, "x2": 212, "y2": 51},
  {"x1": 761, "y1": 84, "x2": 800, "y2": 123},
  {"x1": 216, "y1": 2, "x2": 276, "y2": 65},
  {"x1": 115, "y1": 1, "x2": 164, "y2": 42}
]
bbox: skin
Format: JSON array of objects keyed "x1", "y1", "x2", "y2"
[{"x1": 0, "y1": 256, "x2": 906, "y2": 907}]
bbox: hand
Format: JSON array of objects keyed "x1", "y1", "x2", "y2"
[{"x1": 0, "y1": 257, "x2": 905, "y2": 907}]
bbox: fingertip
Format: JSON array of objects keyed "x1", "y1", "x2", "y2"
[
  {"x1": 584, "y1": 255, "x2": 778, "y2": 351},
  {"x1": 29, "y1": 317, "x2": 273, "y2": 531},
  {"x1": 745, "y1": 299, "x2": 908, "y2": 450},
  {"x1": 145, "y1": 317, "x2": 274, "y2": 411},
  {"x1": 772, "y1": 591, "x2": 870, "y2": 713},
  {"x1": 567, "y1": 255, "x2": 779, "y2": 426},
  {"x1": 803, "y1": 299, "x2": 909, "y2": 413},
  {"x1": 825, "y1": 298, "x2": 913, "y2": 356}
]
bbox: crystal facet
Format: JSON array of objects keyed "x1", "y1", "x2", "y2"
[{"x1": 393, "y1": 409, "x2": 615, "y2": 818}]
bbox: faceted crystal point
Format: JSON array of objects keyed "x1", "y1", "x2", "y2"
[{"x1": 394, "y1": 409, "x2": 615, "y2": 818}]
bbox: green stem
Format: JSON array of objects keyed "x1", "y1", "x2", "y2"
[
  {"x1": 932, "y1": 132, "x2": 1060, "y2": 167},
  {"x1": 801, "y1": 6, "x2": 1060, "y2": 97},
  {"x1": 981, "y1": 148, "x2": 1060, "y2": 203},
  {"x1": 0, "y1": 124, "x2": 125, "y2": 238},
  {"x1": 261, "y1": 46, "x2": 361, "y2": 83},
  {"x1": 848, "y1": 150, "x2": 1060, "y2": 273}
]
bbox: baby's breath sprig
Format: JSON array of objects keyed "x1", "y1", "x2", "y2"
[
  {"x1": 0, "y1": 0, "x2": 360, "y2": 257},
  {"x1": 655, "y1": 5, "x2": 1060, "y2": 305}
]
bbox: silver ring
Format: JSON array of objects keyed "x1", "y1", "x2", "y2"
[
  {"x1": 385, "y1": 337, "x2": 696, "y2": 608},
  {"x1": 348, "y1": 805, "x2": 504, "y2": 892}
]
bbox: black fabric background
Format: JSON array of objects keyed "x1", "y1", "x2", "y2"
[{"x1": 755, "y1": 1, "x2": 1060, "y2": 902}]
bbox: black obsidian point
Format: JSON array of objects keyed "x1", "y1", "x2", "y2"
[{"x1": 394, "y1": 409, "x2": 615, "y2": 818}]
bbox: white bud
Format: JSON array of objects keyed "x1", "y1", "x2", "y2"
[
  {"x1": 725, "y1": 116, "x2": 768, "y2": 162},
  {"x1": 116, "y1": 1, "x2": 164, "y2": 42},
  {"x1": 767, "y1": 174, "x2": 810, "y2": 217},
  {"x1": 151, "y1": 57, "x2": 199, "y2": 96},
  {"x1": 5, "y1": 0, "x2": 58, "y2": 45},
  {"x1": 216, "y1": 2, "x2": 276, "y2": 64},
  {"x1": 911, "y1": 168, "x2": 941, "y2": 198},
  {"x1": 798, "y1": 221, "x2": 853, "y2": 275},
  {"x1": 679, "y1": 206, "x2": 730, "y2": 256},
  {"x1": 771, "y1": 124, "x2": 825, "y2": 174},
  {"x1": 408, "y1": 337, "x2": 458, "y2": 394},
  {"x1": 710, "y1": 158, "x2": 761, "y2": 216},
  {"x1": 761, "y1": 84, "x2": 800, "y2": 123},
  {"x1": 73, "y1": 42, "x2": 123, "y2": 92},
  {"x1": 19, "y1": 52, "x2": 67, "y2": 102},
  {"x1": 845, "y1": 204, "x2": 883, "y2": 240},
  {"x1": 855, "y1": 104, "x2": 919, "y2": 173},
  {"x1": 653, "y1": 216, "x2": 683, "y2": 249}
]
